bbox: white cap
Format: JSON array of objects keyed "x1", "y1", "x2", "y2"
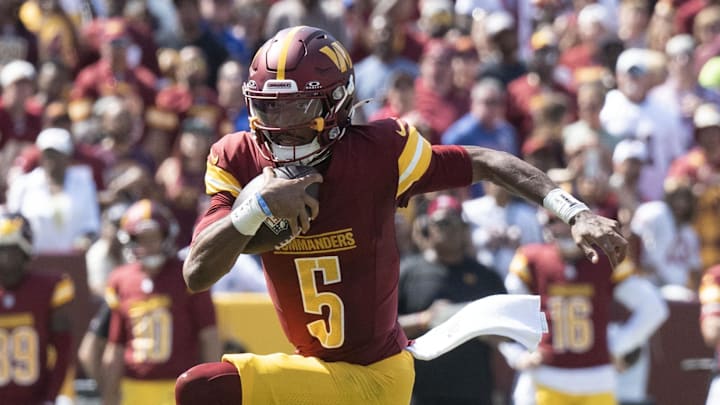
[
  {"x1": 0, "y1": 60, "x2": 36, "y2": 88},
  {"x1": 577, "y1": 3, "x2": 614, "y2": 33},
  {"x1": 485, "y1": 10, "x2": 515, "y2": 36},
  {"x1": 666, "y1": 34, "x2": 695, "y2": 56},
  {"x1": 694, "y1": 103, "x2": 720, "y2": 129},
  {"x1": 421, "y1": 0, "x2": 453, "y2": 18},
  {"x1": 612, "y1": 139, "x2": 648, "y2": 165},
  {"x1": 615, "y1": 48, "x2": 650, "y2": 76},
  {"x1": 36, "y1": 128, "x2": 74, "y2": 156}
]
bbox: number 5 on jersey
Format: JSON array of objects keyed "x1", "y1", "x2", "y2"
[{"x1": 295, "y1": 257, "x2": 345, "y2": 349}]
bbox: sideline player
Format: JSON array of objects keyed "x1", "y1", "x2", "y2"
[
  {"x1": 176, "y1": 26, "x2": 627, "y2": 405},
  {"x1": 501, "y1": 213, "x2": 668, "y2": 405},
  {"x1": 101, "y1": 200, "x2": 220, "y2": 405},
  {"x1": 0, "y1": 211, "x2": 74, "y2": 404}
]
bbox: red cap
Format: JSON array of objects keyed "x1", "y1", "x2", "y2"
[{"x1": 427, "y1": 195, "x2": 462, "y2": 218}]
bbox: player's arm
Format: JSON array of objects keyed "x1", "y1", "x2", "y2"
[
  {"x1": 183, "y1": 167, "x2": 322, "y2": 292},
  {"x1": 610, "y1": 275, "x2": 669, "y2": 361},
  {"x1": 199, "y1": 326, "x2": 222, "y2": 363},
  {"x1": 100, "y1": 342, "x2": 124, "y2": 405},
  {"x1": 45, "y1": 302, "x2": 73, "y2": 403},
  {"x1": 462, "y1": 146, "x2": 627, "y2": 266},
  {"x1": 78, "y1": 302, "x2": 111, "y2": 387},
  {"x1": 44, "y1": 275, "x2": 75, "y2": 403}
]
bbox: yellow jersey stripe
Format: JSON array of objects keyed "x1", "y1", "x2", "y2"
[
  {"x1": 276, "y1": 26, "x2": 304, "y2": 80},
  {"x1": 51, "y1": 276, "x2": 75, "y2": 307},
  {"x1": 397, "y1": 126, "x2": 432, "y2": 197},
  {"x1": 128, "y1": 296, "x2": 171, "y2": 317},
  {"x1": 509, "y1": 253, "x2": 533, "y2": 284},
  {"x1": 611, "y1": 260, "x2": 635, "y2": 283},
  {"x1": 205, "y1": 162, "x2": 242, "y2": 197},
  {"x1": 105, "y1": 286, "x2": 119, "y2": 309},
  {"x1": 0, "y1": 313, "x2": 33, "y2": 328}
]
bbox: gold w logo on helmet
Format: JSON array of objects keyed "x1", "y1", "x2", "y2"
[
  {"x1": 319, "y1": 42, "x2": 352, "y2": 73},
  {"x1": 0, "y1": 218, "x2": 23, "y2": 237}
]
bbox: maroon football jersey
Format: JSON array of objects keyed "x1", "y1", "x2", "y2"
[
  {"x1": 105, "y1": 258, "x2": 216, "y2": 380},
  {"x1": 510, "y1": 244, "x2": 631, "y2": 368},
  {"x1": 0, "y1": 272, "x2": 74, "y2": 404},
  {"x1": 202, "y1": 118, "x2": 472, "y2": 365}
]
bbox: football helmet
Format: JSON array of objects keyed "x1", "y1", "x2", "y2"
[
  {"x1": 0, "y1": 212, "x2": 33, "y2": 256},
  {"x1": 244, "y1": 25, "x2": 356, "y2": 166},
  {"x1": 118, "y1": 199, "x2": 179, "y2": 263}
]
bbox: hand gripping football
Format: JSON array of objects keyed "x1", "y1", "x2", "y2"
[{"x1": 234, "y1": 165, "x2": 320, "y2": 254}]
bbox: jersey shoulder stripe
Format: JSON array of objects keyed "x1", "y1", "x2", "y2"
[{"x1": 396, "y1": 119, "x2": 432, "y2": 198}]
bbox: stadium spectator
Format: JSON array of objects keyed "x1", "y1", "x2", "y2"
[
  {"x1": 354, "y1": 14, "x2": 419, "y2": 121},
  {"x1": 442, "y1": 77, "x2": 518, "y2": 155},
  {"x1": 173, "y1": 0, "x2": 230, "y2": 89},
  {"x1": 413, "y1": 39, "x2": 469, "y2": 144},
  {"x1": 6, "y1": 127, "x2": 100, "y2": 253},
  {"x1": 176, "y1": 26, "x2": 626, "y2": 405},
  {"x1": 463, "y1": 181, "x2": 544, "y2": 278},
  {"x1": 600, "y1": 47, "x2": 685, "y2": 201},
  {"x1": 101, "y1": 200, "x2": 221, "y2": 405},
  {"x1": 477, "y1": 10, "x2": 527, "y2": 86},
  {"x1": 618, "y1": 0, "x2": 651, "y2": 48},
  {"x1": 34, "y1": 0, "x2": 79, "y2": 71},
  {"x1": 398, "y1": 194, "x2": 506, "y2": 405},
  {"x1": 156, "y1": 118, "x2": 215, "y2": 247},
  {"x1": 85, "y1": 202, "x2": 128, "y2": 298},
  {"x1": 264, "y1": 0, "x2": 348, "y2": 46},
  {"x1": 610, "y1": 138, "x2": 648, "y2": 228},
  {"x1": 70, "y1": 19, "x2": 157, "y2": 115},
  {"x1": 563, "y1": 81, "x2": 617, "y2": 159},
  {"x1": 33, "y1": 60, "x2": 70, "y2": 109},
  {"x1": 0, "y1": 211, "x2": 75, "y2": 404},
  {"x1": 216, "y1": 60, "x2": 249, "y2": 133},
  {"x1": 667, "y1": 103, "x2": 720, "y2": 269},
  {"x1": 368, "y1": 71, "x2": 416, "y2": 122},
  {"x1": 0, "y1": 1, "x2": 38, "y2": 66}
]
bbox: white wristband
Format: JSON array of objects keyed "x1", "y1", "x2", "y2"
[
  {"x1": 543, "y1": 188, "x2": 590, "y2": 224},
  {"x1": 230, "y1": 195, "x2": 268, "y2": 235}
]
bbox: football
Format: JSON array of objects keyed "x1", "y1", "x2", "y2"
[{"x1": 234, "y1": 165, "x2": 320, "y2": 254}]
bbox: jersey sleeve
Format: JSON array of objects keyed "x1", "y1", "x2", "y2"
[
  {"x1": 50, "y1": 274, "x2": 75, "y2": 308},
  {"x1": 610, "y1": 259, "x2": 635, "y2": 287},
  {"x1": 508, "y1": 249, "x2": 533, "y2": 287},
  {"x1": 204, "y1": 135, "x2": 244, "y2": 198},
  {"x1": 104, "y1": 277, "x2": 127, "y2": 344},
  {"x1": 383, "y1": 118, "x2": 473, "y2": 205}
]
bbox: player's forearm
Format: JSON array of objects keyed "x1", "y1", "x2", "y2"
[
  {"x1": 45, "y1": 330, "x2": 72, "y2": 402},
  {"x1": 463, "y1": 146, "x2": 557, "y2": 205},
  {"x1": 184, "y1": 217, "x2": 251, "y2": 292},
  {"x1": 101, "y1": 343, "x2": 124, "y2": 405}
]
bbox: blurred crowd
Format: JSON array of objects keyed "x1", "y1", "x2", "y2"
[{"x1": 1, "y1": 0, "x2": 720, "y2": 403}]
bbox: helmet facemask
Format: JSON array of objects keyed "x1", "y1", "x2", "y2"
[{"x1": 246, "y1": 76, "x2": 355, "y2": 166}]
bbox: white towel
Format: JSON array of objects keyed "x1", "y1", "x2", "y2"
[{"x1": 407, "y1": 294, "x2": 548, "y2": 361}]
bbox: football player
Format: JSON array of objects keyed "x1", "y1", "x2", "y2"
[
  {"x1": 699, "y1": 264, "x2": 720, "y2": 404},
  {"x1": 501, "y1": 213, "x2": 668, "y2": 405},
  {"x1": 176, "y1": 26, "x2": 627, "y2": 405},
  {"x1": 101, "y1": 200, "x2": 221, "y2": 405},
  {"x1": 0, "y1": 211, "x2": 74, "y2": 405}
]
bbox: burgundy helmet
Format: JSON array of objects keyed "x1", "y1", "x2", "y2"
[
  {"x1": 0, "y1": 211, "x2": 33, "y2": 256},
  {"x1": 118, "y1": 199, "x2": 178, "y2": 255},
  {"x1": 244, "y1": 25, "x2": 355, "y2": 165}
]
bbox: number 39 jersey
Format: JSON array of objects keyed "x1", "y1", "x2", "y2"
[
  {"x1": 105, "y1": 258, "x2": 217, "y2": 380},
  {"x1": 201, "y1": 118, "x2": 473, "y2": 365},
  {"x1": 0, "y1": 272, "x2": 74, "y2": 404},
  {"x1": 509, "y1": 244, "x2": 631, "y2": 368}
]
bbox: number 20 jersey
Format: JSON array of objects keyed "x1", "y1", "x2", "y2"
[{"x1": 201, "y1": 118, "x2": 472, "y2": 365}]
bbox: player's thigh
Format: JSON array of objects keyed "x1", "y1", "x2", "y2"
[
  {"x1": 121, "y1": 378, "x2": 175, "y2": 405},
  {"x1": 223, "y1": 350, "x2": 415, "y2": 405},
  {"x1": 535, "y1": 384, "x2": 616, "y2": 405}
]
